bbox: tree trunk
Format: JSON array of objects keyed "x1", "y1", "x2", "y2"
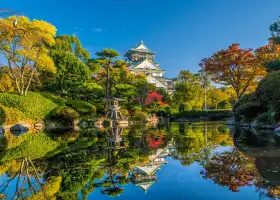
[{"x1": 24, "y1": 69, "x2": 35, "y2": 96}]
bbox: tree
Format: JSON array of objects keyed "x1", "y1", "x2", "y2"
[
  {"x1": 200, "y1": 44, "x2": 266, "y2": 99},
  {"x1": 201, "y1": 148, "x2": 258, "y2": 192},
  {"x1": 95, "y1": 49, "x2": 120, "y2": 98},
  {"x1": 207, "y1": 88, "x2": 227, "y2": 109},
  {"x1": 0, "y1": 16, "x2": 56, "y2": 95},
  {"x1": 177, "y1": 70, "x2": 198, "y2": 83},
  {"x1": 174, "y1": 81, "x2": 204, "y2": 110},
  {"x1": 47, "y1": 35, "x2": 91, "y2": 94}
]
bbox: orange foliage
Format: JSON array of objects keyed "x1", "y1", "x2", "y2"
[{"x1": 200, "y1": 44, "x2": 266, "y2": 99}]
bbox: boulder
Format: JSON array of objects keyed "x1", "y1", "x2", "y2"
[
  {"x1": 10, "y1": 124, "x2": 29, "y2": 136},
  {"x1": 34, "y1": 121, "x2": 45, "y2": 130},
  {"x1": 0, "y1": 126, "x2": 4, "y2": 137},
  {"x1": 274, "y1": 127, "x2": 280, "y2": 132}
]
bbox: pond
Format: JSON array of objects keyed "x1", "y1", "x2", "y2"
[{"x1": 1, "y1": 122, "x2": 280, "y2": 199}]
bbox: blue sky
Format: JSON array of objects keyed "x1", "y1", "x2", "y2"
[{"x1": 2, "y1": 0, "x2": 280, "y2": 78}]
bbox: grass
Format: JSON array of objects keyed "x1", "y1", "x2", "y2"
[
  {"x1": 1, "y1": 131, "x2": 61, "y2": 162},
  {"x1": 0, "y1": 105, "x2": 28, "y2": 125},
  {"x1": 0, "y1": 92, "x2": 58, "y2": 121},
  {"x1": 0, "y1": 92, "x2": 96, "y2": 124}
]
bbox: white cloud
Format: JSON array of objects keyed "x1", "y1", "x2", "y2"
[
  {"x1": 92, "y1": 28, "x2": 104, "y2": 33},
  {"x1": 74, "y1": 27, "x2": 85, "y2": 31}
]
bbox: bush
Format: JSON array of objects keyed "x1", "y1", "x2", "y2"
[
  {"x1": 233, "y1": 93, "x2": 262, "y2": 120},
  {"x1": 218, "y1": 100, "x2": 232, "y2": 109},
  {"x1": 165, "y1": 107, "x2": 179, "y2": 116},
  {"x1": 0, "y1": 92, "x2": 58, "y2": 120},
  {"x1": 254, "y1": 112, "x2": 276, "y2": 125},
  {"x1": 66, "y1": 100, "x2": 96, "y2": 114},
  {"x1": 129, "y1": 112, "x2": 148, "y2": 122},
  {"x1": 184, "y1": 103, "x2": 192, "y2": 111},
  {"x1": 1, "y1": 132, "x2": 60, "y2": 162},
  {"x1": 50, "y1": 106, "x2": 79, "y2": 119},
  {"x1": 172, "y1": 110, "x2": 232, "y2": 120},
  {"x1": 40, "y1": 92, "x2": 67, "y2": 105},
  {"x1": 0, "y1": 105, "x2": 27, "y2": 125},
  {"x1": 120, "y1": 109, "x2": 129, "y2": 117},
  {"x1": 256, "y1": 71, "x2": 280, "y2": 120}
]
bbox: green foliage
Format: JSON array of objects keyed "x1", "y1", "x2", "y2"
[
  {"x1": 51, "y1": 106, "x2": 79, "y2": 119},
  {"x1": 178, "y1": 103, "x2": 192, "y2": 112},
  {"x1": 0, "y1": 105, "x2": 27, "y2": 125},
  {"x1": 233, "y1": 93, "x2": 262, "y2": 120},
  {"x1": 174, "y1": 79, "x2": 204, "y2": 110},
  {"x1": 256, "y1": 71, "x2": 280, "y2": 120},
  {"x1": 66, "y1": 100, "x2": 96, "y2": 114},
  {"x1": 265, "y1": 60, "x2": 280, "y2": 72},
  {"x1": 269, "y1": 18, "x2": 280, "y2": 37},
  {"x1": 165, "y1": 107, "x2": 179, "y2": 116},
  {"x1": 45, "y1": 35, "x2": 91, "y2": 94},
  {"x1": 172, "y1": 110, "x2": 233, "y2": 120},
  {"x1": 39, "y1": 92, "x2": 67, "y2": 105},
  {"x1": 1, "y1": 132, "x2": 60, "y2": 162},
  {"x1": 254, "y1": 112, "x2": 276, "y2": 125},
  {"x1": 184, "y1": 103, "x2": 193, "y2": 111},
  {"x1": 129, "y1": 112, "x2": 148, "y2": 122},
  {"x1": 218, "y1": 100, "x2": 232, "y2": 109},
  {"x1": 96, "y1": 48, "x2": 120, "y2": 58},
  {"x1": 0, "y1": 92, "x2": 58, "y2": 120}
]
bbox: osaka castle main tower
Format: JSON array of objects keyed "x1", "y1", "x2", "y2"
[{"x1": 125, "y1": 41, "x2": 173, "y2": 92}]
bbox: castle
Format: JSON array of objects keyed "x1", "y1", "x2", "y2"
[{"x1": 125, "y1": 41, "x2": 173, "y2": 92}]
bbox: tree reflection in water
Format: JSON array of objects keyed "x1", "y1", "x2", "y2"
[
  {"x1": 1, "y1": 123, "x2": 280, "y2": 199},
  {"x1": 200, "y1": 148, "x2": 258, "y2": 192}
]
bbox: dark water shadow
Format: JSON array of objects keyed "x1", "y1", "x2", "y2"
[{"x1": 10, "y1": 124, "x2": 29, "y2": 136}]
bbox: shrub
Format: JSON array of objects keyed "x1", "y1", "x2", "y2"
[
  {"x1": 233, "y1": 93, "x2": 262, "y2": 120},
  {"x1": 165, "y1": 107, "x2": 179, "y2": 116},
  {"x1": 66, "y1": 100, "x2": 96, "y2": 114},
  {"x1": 172, "y1": 110, "x2": 232, "y2": 120},
  {"x1": 0, "y1": 92, "x2": 58, "y2": 120},
  {"x1": 218, "y1": 100, "x2": 232, "y2": 109},
  {"x1": 129, "y1": 112, "x2": 148, "y2": 122},
  {"x1": 254, "y1": 112, "x2": 276, "y2": 125},
  {"x1": 184, "y1": 103, "x2": 192, "y2": 111},
  {"x1": 40, "y1": 92, "x2": 67, "y2": 105},
  {"x1": 1, "y1": 132, "x2": 60, "y2": 162},
  {"x1": 120, "y1": 109, "x2": 129, "y2": 117},
  {"x1": 256, "y1": 71, "x2": 280, "y2": 120},
  {"x1": 51, "y1": 106, "x2": 79, "y2": 119},
  {"x1": 0, "y1": 105, "x2": 27, "y2": 125}
]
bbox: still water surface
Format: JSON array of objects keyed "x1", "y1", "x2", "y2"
[{"x1": 1, "y1": 122, "x2": 280, "y2": 200}]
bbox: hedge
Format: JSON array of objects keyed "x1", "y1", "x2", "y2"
[
  {"x1": 171, "y1": 110, "x2": 233, "y2": 120},
  {"x1": 50, "y1": 106, "x2": 79, "y2": 119},
  {"x1": 66, "y1": 100, "x2": 96, "y2": 114}
]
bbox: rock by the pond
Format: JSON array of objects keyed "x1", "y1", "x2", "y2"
[
  {"x1": 0, "y1": 126, "x2": 4, "y2": 136},
  {"x1": 10, "y1": 124, "x2": 29, "y2": 136},
  {"x1": 226, "y1": 117, "x2": 237, "y2": 125},
  {"x1": 80, "y1": 121, "x2": 89, "y2": 129},
  {"x1": 274, "y1": 127, "x2": 280, "y2": 132},
  {"x1": 34, "y1": 121, "x2": 45, "y2": 130}
]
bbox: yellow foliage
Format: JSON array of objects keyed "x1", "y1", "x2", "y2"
[
  {"x1": 0, "y1": 15, "x2": 57, "y2": 94},
  {"x1": 0, "y1": 104, "x2": 28, "y2": 125},
  {"x1": 0, "y1": 74, "x2": 14, "y2": 92},
  {"x1": 0, "y1": 160, "x2": 20, "y2": 176},
  {"x1": 27, "y1": 176, "x2": 62, "y2": 200}
]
